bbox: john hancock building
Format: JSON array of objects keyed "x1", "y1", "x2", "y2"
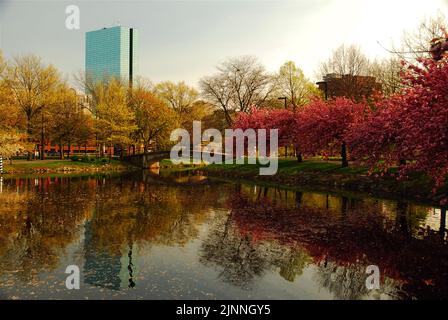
[{"x1": 85, "y1": 25, "x2": 138, "y2": 84}]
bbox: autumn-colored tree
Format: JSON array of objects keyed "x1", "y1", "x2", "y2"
[
  {"x1": 0, "y1": 130, "x2": 29, "y2": 163},
  {"x1": 47, "y1": 86, "x2": 89, "y2": 159},
  {"x1": 1, "y1": 55, "x2": 60, "y2": 155},
  {"x1": 130, "y1": 89, "x2": 178, "y2": 152},
  {"x1": 95, "y1": 79, "x2": 136, "y2": 159}
]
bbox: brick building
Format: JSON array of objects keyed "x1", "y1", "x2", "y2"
[{"x1": 316, "y1": 74, "x2": 382, "y2": 101}]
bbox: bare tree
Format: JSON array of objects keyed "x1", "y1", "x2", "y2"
[
  {"x1": 394, "y1": 12, "x2": 448, "y2": 61},
  {"x1": 320, "y1": 44, "x2": 371, "y2": 78},
  {"x1": 154, "y1": 81, "x2": 199, "y2": 114},
  {"x1": 200, "y1": 56, "x2": 275, "y2": 125},
  {"x1": 369, "y1": 57, "x2": 403, "y2": 96},
  {"x1": 319, "y1": 45, "x2": 380, "y2": 100}
]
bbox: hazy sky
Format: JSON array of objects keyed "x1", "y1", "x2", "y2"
[{"x1": 0, "y1": 0, "x2": 447, "y2": 87}]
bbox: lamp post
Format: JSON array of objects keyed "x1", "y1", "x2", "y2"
[
  {"x1": 278, "y1": 97, "x2": 287, "y2": 109},
  {"x1": 317, "y1": 81, "x2": 328, "y2": 100},
  {"x1": 278, "y1": 97, "x2": 288, "y2": 157}
]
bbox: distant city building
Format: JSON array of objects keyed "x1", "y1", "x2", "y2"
[
  {"x1": 85, "y1": 26, "x2": 138, "y2": 85},
  {"x1": 317, "y1": 74, "x2": 381, "y2": 101}
]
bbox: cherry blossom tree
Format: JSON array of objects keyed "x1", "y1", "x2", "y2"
[{"x1": 296, "y1": 97, "x2": 366, "y2": 167}]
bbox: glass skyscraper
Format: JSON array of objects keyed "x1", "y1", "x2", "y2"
[{"x1": 85, "y1": 26, "x2": 138, "y2": 85}]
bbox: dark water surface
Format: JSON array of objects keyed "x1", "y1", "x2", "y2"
[{"x1": 0, "y1": 171, "x2": 446, "y2": 300}]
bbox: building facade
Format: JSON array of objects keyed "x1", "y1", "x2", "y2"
[
  {"x1": 317, "y1": 74, "x2": 381, "y2": 101},
  {"x1": 85, "y1": 26, "x2": 138, "y2": 85}
]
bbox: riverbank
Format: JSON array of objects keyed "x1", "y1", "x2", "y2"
[
  {"x1": 186, "y1": 159, "x2": 446, "y2": 205},
  {"x1": 2, "y1": 159, "x2": 137, "y2": 175}
]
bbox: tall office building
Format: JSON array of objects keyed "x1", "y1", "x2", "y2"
[{"x1": 85, "y1": 26, "x2": 138, "y2": 85}]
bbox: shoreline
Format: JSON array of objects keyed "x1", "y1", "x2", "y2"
[
  {"x1": 2, "y1": 159, "x2": 138, "y2": 176},
  {"x1": 2, "y1": 158, "x2": 446, "y2": 206},
  {"x1": 189, "y1": 160, "x2": 446, "y2": 207}
]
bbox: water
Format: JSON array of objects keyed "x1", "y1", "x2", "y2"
[{"x1": 0, "y1": 171, "x2": 446, "y2": 300}]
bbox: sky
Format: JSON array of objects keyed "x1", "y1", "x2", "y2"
[{"x1": 0, "y1": 0, "x2": 447, "y2": 87}]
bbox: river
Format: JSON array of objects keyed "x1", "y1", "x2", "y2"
[{"x1": 0, "y1": 171, "x2": 446, "y2": 300}]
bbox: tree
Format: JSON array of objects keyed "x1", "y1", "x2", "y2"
[
  {"x1": 320, "y1": 45, "x2": 377, "y2": 100},
  {"x1": 154, "y1": 81, "x2": 210, "y2": 134},
  {"x1": 346, "y1": 96, "x2": 403, "y2": 172},
  {"x1": 130, "y1": 89, "x2": 178, "y2": 152},
  {"x1": 233, "y1": 107, "x2": 299, "y2": 159},
  {"x1": 321, "y1": 44, "x2": 371, "y2": 78},
  {"x1": 395, "y1": 13, "x2": 448, "y2": 61},
  {"x1": 297, "y1": 97, "x2": 365, "y2": 167},
  {"x1": 47, "y1": 86, "x2": 87, "y2": 159},
  {"x1": 95, "y1": 79, "x2": 136, "y2": 159},
  {"x1": 275, "y1": 61, "x2": 318, "y2": 109},
  {"x1": 0, "y1": 54, "x2": 21, "y2": 130},
  {"x1": 0, "y1": 130, "x2": 29, "y2": 164},
  {"x1": 155, "y1": 81, "x2": 198, "y2": 114},
  {"x1": 347, "y1": 56, "x2": 448, "y2": 202},
  {"x1": 2, "y1": 55, "x2": 60, "y2": 158},
  {"x1": 200, "y1": 56, "x2": 276, "y2": 125},
  {"x1": 370, "y1": 58, "x2": 404, "y2": 97}
]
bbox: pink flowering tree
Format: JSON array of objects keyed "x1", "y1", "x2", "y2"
[{"x1": 296, "y1": 97, "x2": 366, "y2": 167}]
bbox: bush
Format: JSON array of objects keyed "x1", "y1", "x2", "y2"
[{"x1": 70, "y1": 155, "x2": 80, "y2": 162}]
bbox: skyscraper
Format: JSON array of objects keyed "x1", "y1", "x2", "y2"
[{"x1": 85, "y1": 26, "x2": 138, "y2": 85}]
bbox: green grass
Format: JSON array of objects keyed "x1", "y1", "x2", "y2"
[
  {"x1": 4, "y1": 159, "x2": 127, "y2": 173},
  {"x1": 204, "y1": 159, "x2": 368, "y2": 176}
]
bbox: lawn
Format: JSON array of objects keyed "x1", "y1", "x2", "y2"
[
  {"x1": 3, "y1": 159, "x2": 127, "y2": 173},
  {"x1": 205, "y1": 158, "x2": 369, "y2": 176}
]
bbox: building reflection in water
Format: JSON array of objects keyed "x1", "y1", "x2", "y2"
[
  {"x1": 83, "y1": 220, "x2": 122, "y2": 291},
  {"x1": 0, "y1": 172, "x2": 446, "y2": 299}
]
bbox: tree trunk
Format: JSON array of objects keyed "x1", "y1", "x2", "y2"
[
  {"x1": 294, "y1": 147, "x2": 302, "y2": 163},
  {"x1": 120, "y1": 144, "x2": 124, "y2": 160},
  {"x1": 67, "y1": 141, "x2": 71, "y2": 159},
  {"x1": 26, "y1": 118, "x2": 32, "y2": 161},
  {"x1": 85, "y1": 144, "x2": 87, "y2": 156},
  {"x1": 59, "y1": 142, "x2": 64, "y2": 159},
  {"x1": 440, "y1": 207, "x2": 446, "y2": 241},
  {"x1": 341, "y1": 142, "x2": 348, "y2": 168}
]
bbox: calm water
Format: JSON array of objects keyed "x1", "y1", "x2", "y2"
[{"x1": 0, "y1": 171, "x2": 446, "y2": 300}]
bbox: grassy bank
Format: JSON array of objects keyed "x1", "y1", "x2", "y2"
[
  {"x1": 3, "y1": 159, "x2": 137, "y2": 175},
  {"x1": 182, "y1": 158, "x2": 445, "y2": 205}
]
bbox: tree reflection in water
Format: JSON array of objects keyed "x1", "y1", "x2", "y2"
[
  {"x1": 0, "y1": 177, "x2": 94, "y2": 284},
  {"x1": 0, "y1": 173, "x2": 446, "y2": 299},
  {"x1": 226, "y1": 192, "x2": 448, "y2": 299}
]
